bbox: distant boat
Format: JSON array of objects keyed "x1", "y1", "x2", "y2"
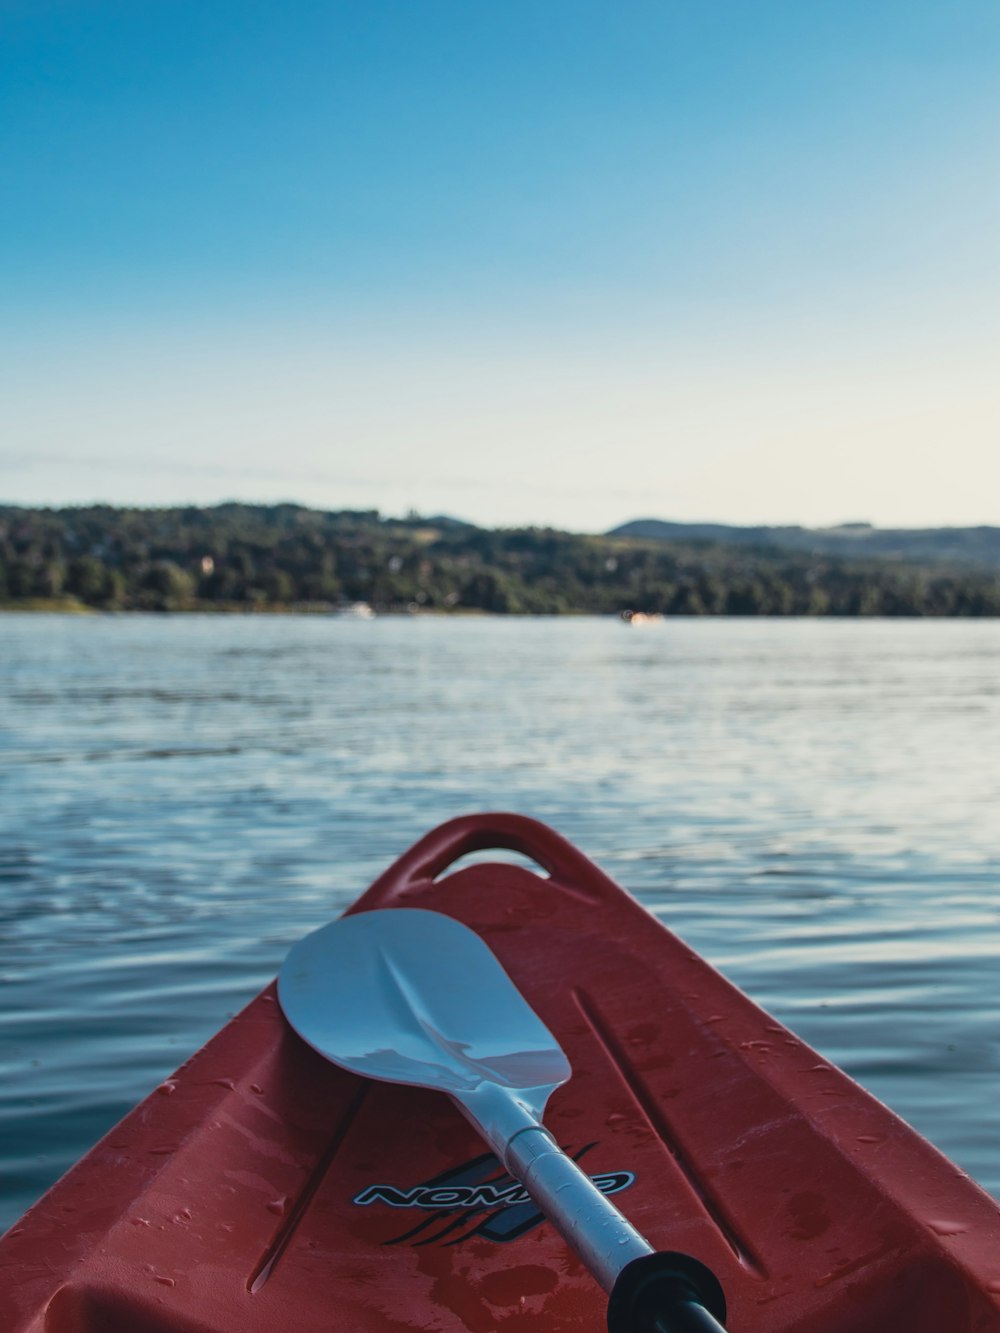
[
  {"x1": 620, "y1": 609, "x2": 663, "y2": 626},
  {"x1": 333, "y1": 601, "x2": 375, "y2": 619}
]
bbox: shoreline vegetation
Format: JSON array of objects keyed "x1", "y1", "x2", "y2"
[{"x1": 2, "y1": 502, "x2": 1000, "y2": 617}]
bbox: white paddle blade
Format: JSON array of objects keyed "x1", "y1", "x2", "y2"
[{"x1": 277, "y1": 908, "x2": 571, "y2": 1107}]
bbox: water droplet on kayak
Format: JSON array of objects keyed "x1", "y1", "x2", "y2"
[
  {"x1": 152, "y1": 1274, "x2": 176, "y2": 1288},
  {"x1": 267, "y1": 1196, "x2": 289, "y2": 1215},
  {"x1": 928, "y1": 1219, "x2": 967, "y2": 1236},
  {"x1": 129, "y1": 1217, "x2": 151, "y2": 1227},
  {"x1": 156, "y1": 1081, "x2": 178, "y2": 1097},
  {"x1": 626, "y1": 1022, "x2": 658, "y2": 1047},
  {"x1": 149, "y1": 1146, "x2": 175, "y2": 1156},
  {"x1": 607, "y1": 1112, "x2": 627, "y2": 1126},
  {"x1": 250, "y1": 1083, "x2": 264, "y2": 1095},
  {"x1": 211, "y1": 1078, "x2": 237, "y2": 1090},
  {"x1": 856, "y1": 1135, "x2": 881, "y2": 1144}
]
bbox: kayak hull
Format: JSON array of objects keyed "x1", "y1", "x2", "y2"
[{"x1": 3, "y1": 813, "x2": 999, "y2": 1331}]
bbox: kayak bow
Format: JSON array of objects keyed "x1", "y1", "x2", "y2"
[{"x1": 1, "y1": 813, "x2": 999, "y2": 1332}]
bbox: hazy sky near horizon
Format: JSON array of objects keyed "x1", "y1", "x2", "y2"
[{"x1": 3, "y1": 1, "x2": 998, "y2": 531}]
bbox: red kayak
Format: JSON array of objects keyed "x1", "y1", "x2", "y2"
[{"x1": 2, "y1": 813, "x2": 999, "y2": 1331}]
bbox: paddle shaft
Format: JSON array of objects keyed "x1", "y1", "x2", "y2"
[
  {"x1": 506, "y1": 1131, "x2": 728, "y2": 1333},
  {"x1": 506, "y1": 1126, "x2": 652, "y2": 1289},
  {"x1": 453, "y1": 1079, "x2": 651, "y2": 1289},
  {"x1": 452, "y1": 1086, "x2": 727, "y2": 1331}
]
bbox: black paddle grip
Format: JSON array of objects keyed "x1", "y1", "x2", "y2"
[{"x1": 606, "y1": 1251, "x2": 727, "y2": 1333}]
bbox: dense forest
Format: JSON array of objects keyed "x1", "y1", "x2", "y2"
[{"x1": 2, "y1": 503, "x2": 1000, "y2": 616}]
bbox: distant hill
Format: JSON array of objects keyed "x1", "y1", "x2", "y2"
[{"x1": 610, "y1": 519, "x2": 1000, "y2": 570}]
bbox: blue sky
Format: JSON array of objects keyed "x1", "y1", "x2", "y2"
[{"x1": 3, "y1": 1, "x2": 998, "y2": 529}]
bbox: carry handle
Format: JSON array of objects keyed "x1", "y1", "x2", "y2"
[{"x1": 363, "y1": 813, "x2": 616, "y2": 905}]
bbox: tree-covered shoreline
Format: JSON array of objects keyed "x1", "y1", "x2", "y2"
[{"x1": 2, "y1": 503, "x2": 1000, "y2": 616}]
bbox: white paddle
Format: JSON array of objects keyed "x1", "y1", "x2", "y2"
[{"x1": 278, "y1": 908, "x2": 727, "y2": 1332}]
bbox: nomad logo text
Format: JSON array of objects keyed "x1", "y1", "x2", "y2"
[{"x1": 354, "y1": 1170, "x2": 634, "y2": 1210}]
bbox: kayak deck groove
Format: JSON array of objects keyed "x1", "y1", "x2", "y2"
[
  {"x1": 248, "y1": 1078, "x2": 371, "y2": 1295},
  {"x1": 2, "y1": 812, "x2": 999, "y2": 1331},
  {"x1": 572, "y1": 984, "x2": 764, "y2": 1273}
]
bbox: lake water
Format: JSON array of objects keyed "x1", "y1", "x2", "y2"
[{"x1": 1, "y1": 613, "x2": 999, "y2": 1230}]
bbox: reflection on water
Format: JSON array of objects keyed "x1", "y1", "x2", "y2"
[{"x1": 1, "y1": 614, "x2": 999, "y2": 1227}]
